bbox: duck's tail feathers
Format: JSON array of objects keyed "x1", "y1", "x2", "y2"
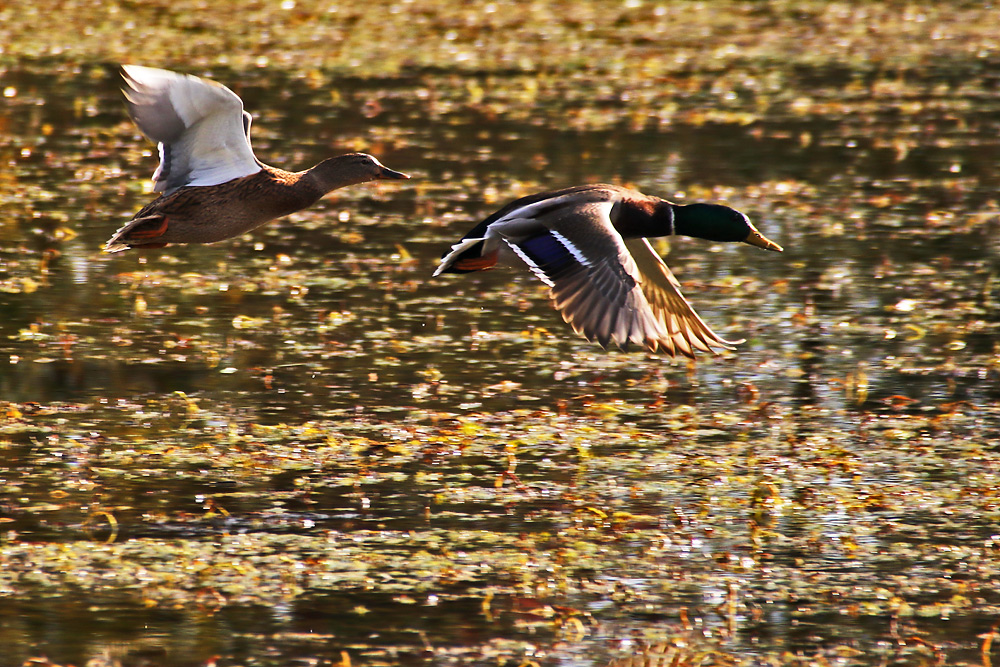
[
  {"x1": 103, "y1": 214, "x2": 167, "y2": 253},
  {"x1": 104, "y1": 225, "x2": 137, "y2": 253},
  {"x1": 433, "y1": 237, "x2": 498, "y2": 276}
]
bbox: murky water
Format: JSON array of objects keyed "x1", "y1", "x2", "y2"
[{"x1": 2, "y1": 56, "x2": 1000, "y2": 667}]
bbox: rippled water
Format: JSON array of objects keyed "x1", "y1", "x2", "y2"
[{"x1": 2, "y1": 59, "x2": 1000, "y2": 667}]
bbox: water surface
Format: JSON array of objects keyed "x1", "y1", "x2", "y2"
[{"x1": 1, "y1": 36, "x2": 1000, "y2": 667}]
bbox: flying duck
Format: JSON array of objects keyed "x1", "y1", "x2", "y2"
[
  {"x1": 434, "y1": 184, "x2": 782, "y2": 357},
  {"x1": 105, "y1": 65, "x2": 409, "y2": 252}
]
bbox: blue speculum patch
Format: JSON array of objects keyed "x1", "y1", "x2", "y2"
[{"x1": 519, "y1": 232, "x2": 576, "y2": 278}]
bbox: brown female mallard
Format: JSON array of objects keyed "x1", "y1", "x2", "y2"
[{"x1": 105, "y1": 65, "x2": 409, "y2": 252}]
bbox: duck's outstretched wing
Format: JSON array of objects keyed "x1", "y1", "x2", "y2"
[
  {"x1": 624, "y1": 238, "x2": 743, "y2": 357},
  {"x1": 499, "y1": 199, "x2": 666, "y2": 351},
  {"x1": 121, "y1": 65, "x2": 261, "y2": 194}
]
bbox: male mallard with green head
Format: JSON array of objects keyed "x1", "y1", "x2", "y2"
[
  {"x1": 434, "y1": 184, "x2": 782, "y2": 357},
  {"x1": 105, "y1": 65, "x2": 409, "y2": 253}
]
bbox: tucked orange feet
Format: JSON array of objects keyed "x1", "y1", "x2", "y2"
[
  {"x1": 127, "y1": 216, "x2": 169, "y2": 240},
  {"x1": 452, "y1": 249, "x2": 499, "y2": 272}
]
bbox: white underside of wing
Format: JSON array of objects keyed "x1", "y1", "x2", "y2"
[
  {"x1": 122, "y1": 65, "x2": 261, "y2": 193},
  {"x1": 162, "y1": 110, "x2": 262, "y2": 189}
]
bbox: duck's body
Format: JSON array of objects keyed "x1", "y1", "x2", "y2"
[
  {"x1": 106, "y1": 65, "x2": 408, "y2": 252},
  {"x1": 434, "y1": 184, "x2": 782, "y2": 357}
]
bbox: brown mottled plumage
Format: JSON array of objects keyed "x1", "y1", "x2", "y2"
[
  {"x1": 434, "y1": 184, "x2": 783, "y2": 357},
  {"x1": 106, "y1": 65, "x2": 408, "y2": 253}
]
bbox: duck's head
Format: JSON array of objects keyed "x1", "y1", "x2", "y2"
[
  {"x1": 312, "y1": 153, "x2": 410, "y2": 191},
  {"x1": 361, "y1": 154, "x2": 410, "y2": 181},
  {"x1": 675, "y1": 203, "x2": 783, "y2": 252}
]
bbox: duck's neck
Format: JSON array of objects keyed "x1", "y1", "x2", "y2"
[
  {"x1": 670, "y1": 204, "x2": 701, "y2": 239},
  {"x1": 616, "y1": 198, "x2": 677, "y2": 238},
  {"x1": 671, "y1": 203, "x2": 745, "y2": 242}
]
